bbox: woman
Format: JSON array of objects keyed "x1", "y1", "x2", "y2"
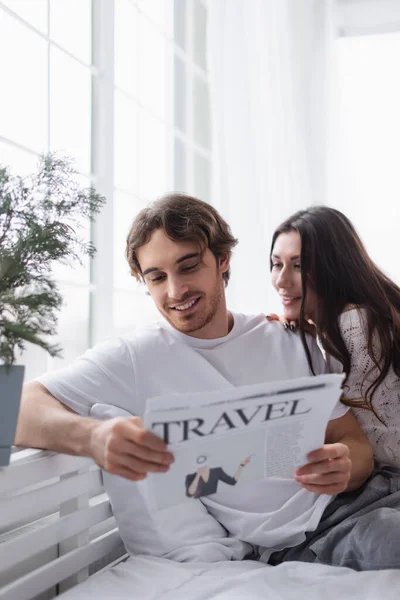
[
  {"x1": 185, "y1": 455, "x2": 251, "y2": 499},
  {"x1": 269, "y1": 206, "x2": 400, "y2": 467}
]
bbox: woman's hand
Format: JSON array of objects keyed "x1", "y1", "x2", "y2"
[
  {"x1": 266, "y1": 313, "x2": 297, "y2": 331},
  {"x1": 266, "y1": 314, "x2": 317, "y2": 337}
]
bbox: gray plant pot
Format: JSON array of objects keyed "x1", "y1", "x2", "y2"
[{"x1": 0, "y1": 365, "x2": 24, "y2": 467}]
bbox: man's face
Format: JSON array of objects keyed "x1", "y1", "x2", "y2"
[{"x1": 137, "y1": 229, "x2": 230, "y2": 338}]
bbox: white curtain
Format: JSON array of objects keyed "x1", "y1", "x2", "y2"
[{"x1": 207, "y1": 0, "x2": 341, "y2": 314}]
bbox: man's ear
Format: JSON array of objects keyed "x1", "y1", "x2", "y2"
[{"x1": 218, "y1": 254, "x2": 230, "y2": 274}]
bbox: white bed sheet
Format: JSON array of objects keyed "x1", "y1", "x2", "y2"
[{"x1": 59, "y1": 556, "x2": 400, "y2": 600}]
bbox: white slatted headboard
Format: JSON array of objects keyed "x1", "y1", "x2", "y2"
[{"x1": 0, "y1": 448, "x2": 127, "y2": 600}]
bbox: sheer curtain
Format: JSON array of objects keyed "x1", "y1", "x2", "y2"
[{"x1": 207, "y1": 0, "x2": 341, "y2": 313}]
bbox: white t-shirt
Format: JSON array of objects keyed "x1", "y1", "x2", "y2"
[{"x1": 37, "y1": 313, "x2": 347, "y2": 561}]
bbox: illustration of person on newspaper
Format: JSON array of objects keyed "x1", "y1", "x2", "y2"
[{"x1": 185, "y1": 454, "x2": 252, "y2": 499}]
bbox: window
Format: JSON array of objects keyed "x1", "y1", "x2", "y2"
[
  {"x1": 335, "y1": 0, "x2": 400, "y2": 285},
  {"x1": 0, "y1": 0, "x2": 211, "y2": 378}
]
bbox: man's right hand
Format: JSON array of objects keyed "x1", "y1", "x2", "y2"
[
  {"x1": 16, "y1": 383, "x2": 174, "y2": 482},
  {"x1": 89, "y1": 416, "x2": 175, "y2": 482}
]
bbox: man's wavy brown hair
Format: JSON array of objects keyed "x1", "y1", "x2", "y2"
[{"x1": 126, "y1": 193, "x2": 238, "y2": 286}]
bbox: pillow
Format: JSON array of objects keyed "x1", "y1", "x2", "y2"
[{"x1": 90, "y1": 404, "x2": 249, "y2": 562}]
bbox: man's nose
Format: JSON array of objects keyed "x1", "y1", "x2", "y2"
[{"x1": 167, "y1": 277, "x2": 189, "y2": 300}]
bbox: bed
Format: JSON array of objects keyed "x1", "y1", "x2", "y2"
[{"x1": 1, "y1": 449, "x2": 399, "y2": 600}]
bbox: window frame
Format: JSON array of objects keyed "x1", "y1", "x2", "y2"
[{"x1": 0, "y1": 0, "x2": 211, "y2": 375}]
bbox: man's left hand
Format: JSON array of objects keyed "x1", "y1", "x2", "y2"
[{"x1": 294, "y1": 443, "x2": 351, "y2": 495}]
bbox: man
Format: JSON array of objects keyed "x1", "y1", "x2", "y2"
[{"x1": 16, "y1": 193, "x2": 393, "y2": 570}]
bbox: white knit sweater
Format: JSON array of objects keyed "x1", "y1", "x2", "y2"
[{"x1": 327, "y1": 308, "x2": 400, "y2": 467}]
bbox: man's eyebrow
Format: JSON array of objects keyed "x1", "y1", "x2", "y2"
[
  {"x1": 142, "y1": 253, "x2": 201, "y2": 277},
  {"x1": 271, "y1": 253, "x2": 300, "y2": 260},
  {"x1": 142, "y1": 267, "x2": 159, "y2": 277},
  {"x1": 176, "y1": 252, "x2": 201, "y2": 264}
]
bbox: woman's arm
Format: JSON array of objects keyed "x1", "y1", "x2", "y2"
[
  {"x1": 334, "y1": 309, "x2": 380, "y2": 400},
  {"x1": 233, "y1": 456, "x2": 251, "y2": 481},
  {"x1": 217, "y1": 457, "x2": 251, "y2": 486},
  {"x1": 325, "y1": 410, "x2": 374, "y2": 491}
]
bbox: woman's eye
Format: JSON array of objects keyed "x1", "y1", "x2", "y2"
[
  {"x1": 271, "y1": 263, "x2": 282, "y2": 269},
  {"x1": 294, "y1": 264, "x2": 301, "y2": 270},
  {"x1": 150, "y1": 275, "x2": 165, "y2": 283}
]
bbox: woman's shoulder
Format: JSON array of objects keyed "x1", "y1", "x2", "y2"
[
  {"x1": 338, "y1": 305, "x2": 368, "y2": 337},
  {"x1": 340, "y1": 304, "x2": 367, "y2": 322}
]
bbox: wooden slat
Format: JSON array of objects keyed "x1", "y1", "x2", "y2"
[
  {"x1": 0, "y1": 469, "x2": 103, "y2": 529},
  {"x1": 10, "y1": 448, "x2": 50, "y2": 460},
  {"x1": 1, "y1": 452, "x2": 94, "y2": 495},
  {"x1": 0, "y1": 498, "x2": 113, "y2": 572},
  {"x1": 0, "y1": 449, "x2": 124, "y2": 599},
  {"x1": 89, "y1": 516, "x2": 117, "y2": 542},
  {"x1": 9, "y1": 448, "x2": 53, "y2": 463},
  {"x1": 0, "y1": 529, "x2": 124, "y2": 600},
  {"x1": 92, "y1": 552, "x2": 129, "y2": 577}
]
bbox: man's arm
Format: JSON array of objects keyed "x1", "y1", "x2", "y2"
[
  {"x1": 15, "y1": 381, "x2": 175, "y2": 481},
  {"x1": 295, "y1": 410, "x2": 374, "y2": 495}
]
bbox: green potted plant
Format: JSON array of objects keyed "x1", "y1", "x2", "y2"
[{"x1": 0, "y1": 154, "x2": 105, "y2": 466}]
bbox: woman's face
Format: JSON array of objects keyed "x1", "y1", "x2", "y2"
[{"x1": 271, "y1": 231, "x2": 316, "y2": 322}]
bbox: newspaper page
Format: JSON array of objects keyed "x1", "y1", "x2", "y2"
[{"x1": 144, "y1": 373, "x2": 344, "y2": 511}]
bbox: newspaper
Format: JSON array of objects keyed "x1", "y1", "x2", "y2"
[{"x1": 144, "y1": 373, "x2": 344, "y2": 511}]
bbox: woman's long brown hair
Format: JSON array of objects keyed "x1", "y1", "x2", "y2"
[{"x1": 270, "y1": 206, "x2": 400, "y2": 416}]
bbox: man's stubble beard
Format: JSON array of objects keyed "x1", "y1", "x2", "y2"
[{"x1": 166, "y1": 276, "x2": 225, "y2": 335}]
